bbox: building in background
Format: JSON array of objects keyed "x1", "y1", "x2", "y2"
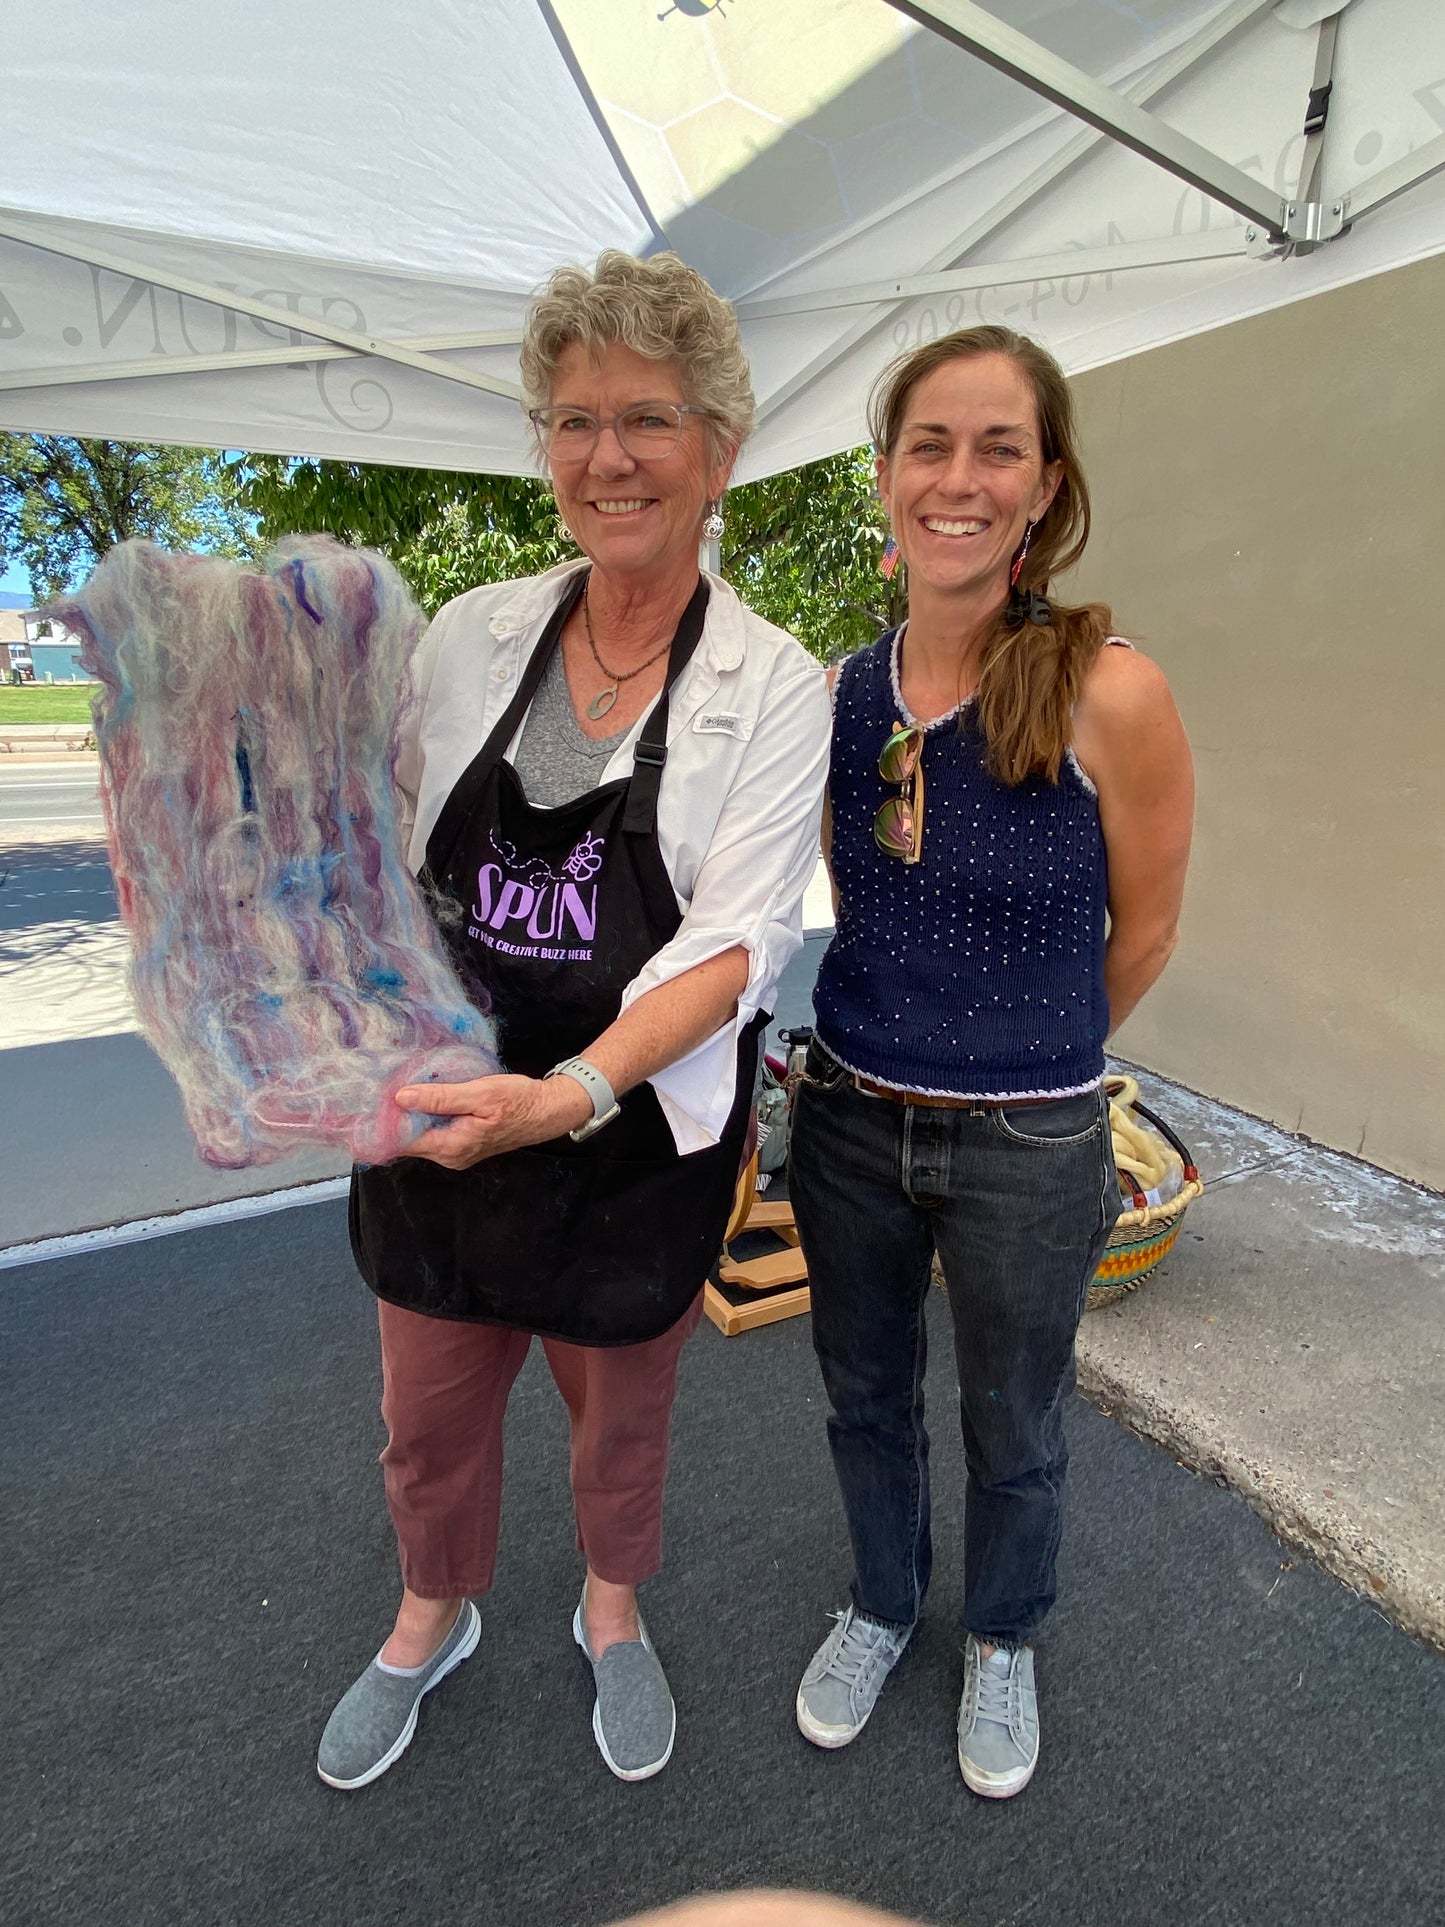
[
  {"x1": 0, "y1": 593, "x2": 35, "y2": 679},
  {"x1": 0, "y1": 592, "x2": 86, "y2": 681}
]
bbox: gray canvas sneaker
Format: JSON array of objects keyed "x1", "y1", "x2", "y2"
[
  {"x1": 957, "y1": 1635, "x2": 1040, "y2": 1798},
  {"x1": 572, "y1": 1595, "x2": 676, "y2": 1782},
  {"x1": 796, "y1": 1605, "x2": 912, "y2": 1748},
  {"x1": 316, "y1": 1599, "x2": 480, "y2": 1790}
]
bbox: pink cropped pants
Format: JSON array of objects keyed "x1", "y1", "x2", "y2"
[{"x1": 377, "y1": 1293, "x2": 703, "y2": 1599}]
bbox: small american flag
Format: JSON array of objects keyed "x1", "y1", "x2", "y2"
[{"x1": 879, "y1": 536, "x2": 901, "y2": 580}]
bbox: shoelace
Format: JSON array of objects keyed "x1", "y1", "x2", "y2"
[
  {"x1": 972, "y1": 1655, "x2": 1020, "y2": 1735},
  {"x1": 824, "y1": 1611, "x2": 895, "y2": 1690}
]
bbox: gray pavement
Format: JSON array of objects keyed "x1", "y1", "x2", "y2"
[{"x1": 6, "y1": 1202, "x2": 1441, "y2": 1927}]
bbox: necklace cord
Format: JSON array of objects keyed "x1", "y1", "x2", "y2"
[{"x1": 582, "y1": 583, "x2": 675, "y2": 686}]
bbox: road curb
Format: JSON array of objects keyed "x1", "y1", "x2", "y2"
[
  {"x1": 1075, "y1": 1346, "x2": 1445, "y2": 1656},
  {"x1": 0, "y1": 1177, "x2": 351, "y2": 1272},
  {"x1": 0, "y1": 749, "x2": 100, "y2": 763}
]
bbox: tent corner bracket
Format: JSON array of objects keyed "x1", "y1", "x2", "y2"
[
  {"x1": 1246, "y1": 200, "x2": 1348, "y2": 259},
  {"x1": 1276, "y1": 197, "x2": 1349, "y2": 254}
]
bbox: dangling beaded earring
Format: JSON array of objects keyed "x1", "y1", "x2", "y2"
[
  {"x1": 879, "y1": 536, "x2": 901, "y2": 580},
  {"x1": 1009, "y1": 518, "x2": 1037, "y2": 588},
  {"x1": 702, "y1": 499, "x2": 726, "y2": 541},
  {"x1": 1005, "y1": 518, "x2": 1052, "y2": 629}
]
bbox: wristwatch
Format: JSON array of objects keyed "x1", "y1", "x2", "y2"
[{"x1": 545, "y1": 1056, "x2": 622, "y2": 1142}]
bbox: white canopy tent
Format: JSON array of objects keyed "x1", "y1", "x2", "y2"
[{"x1": 3, "y1": 0, "x2": 1444, "y2": 482}]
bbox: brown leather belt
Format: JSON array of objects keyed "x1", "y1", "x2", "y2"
[{"x1": 850, "y1": 1073, "x2": 1074, "y2": 1110}]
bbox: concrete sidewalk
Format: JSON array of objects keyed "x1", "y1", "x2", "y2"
[
  {"x1": 3, "y1": 834, "x2": 1441, "y2": 1653},
  {"x1": 1076, "y1": 1067, "x2": 1444, "y2": 1654},
  {"x1": 0, "y1": 832, "x2": 135, "y2": 1049},
  {"x1": 0, "y1": 723, "x2": 95, "y2": 755}
]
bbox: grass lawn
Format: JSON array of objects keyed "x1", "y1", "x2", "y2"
[{"x1": 0, "y1": 685, "x2": 98, "y2": 724}]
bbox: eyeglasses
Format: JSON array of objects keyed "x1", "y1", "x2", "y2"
[
  {"x1": 528, "y1": 401, "x2": 713, "y2": 461},
  {"x1": 874, "y1": 721, "x2": 925, "y2": 863}
]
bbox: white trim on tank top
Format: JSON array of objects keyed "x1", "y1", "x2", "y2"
[
  {"x1": 818, "y1": 1035, "x2": 1103, "y2": 1105},
  {"x1": 884, "y1": 623, "x2": 1132, "y2": 792}
]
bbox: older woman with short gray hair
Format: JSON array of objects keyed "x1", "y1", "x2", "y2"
[{"x1": 319, "y1": 251, "x2": 830, "y2": 1791}]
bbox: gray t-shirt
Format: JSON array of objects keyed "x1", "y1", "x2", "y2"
[{"x1": 512, "y1": 644, "x2": 631, "y2": 807}]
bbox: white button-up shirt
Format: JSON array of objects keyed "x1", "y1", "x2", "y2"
[{"x1": 396, "y1": 559, "x2": 831, "y2": 1153}]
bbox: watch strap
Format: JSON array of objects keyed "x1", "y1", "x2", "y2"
[{"x1": 545, "y1": 1056, "x2": 621, "y2": 1141}]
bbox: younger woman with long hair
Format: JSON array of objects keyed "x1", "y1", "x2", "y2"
[{"x1": 790, "y1": 326, "x2": 1193, "y2": 1797}]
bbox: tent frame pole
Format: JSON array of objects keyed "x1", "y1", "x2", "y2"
[
  {"x1": 754, "y1": 0, "x2": 1277, "y2": 427},
  {"x1": 889, "y1": 0, "x2": 1445, "y2": 254},
  {"x1": 740, "y1": 229, "x2": 1251, "y2": 324},
  {"x1": 0, "y1": 213, "x2": 525, "y2": 402},
  {"x1": 1346, "y1": 131, "x2": 1445, "y2": 224},
  {"x1": 0, "y1": 330, "x2": 525, "y2": 398},
  {"x1": 1295, "y1": 10, "x2": 1343, "y2": 212},
  {"x1": 886, "y1": 0, "x2": 1292, "y2": 240}
]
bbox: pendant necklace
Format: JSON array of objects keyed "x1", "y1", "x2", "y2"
[{"x1": 581, "y1": 583, "x2": 673, "y2": 721}]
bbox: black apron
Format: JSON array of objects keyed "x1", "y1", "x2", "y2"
[{"x1": 349, "y1": 571, "x2": 763, "y2": 1346}]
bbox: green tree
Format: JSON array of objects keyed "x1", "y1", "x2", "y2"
[
  {"x1": 231, "y1": 447, "x2": 905, "y2": 660},
  {"x1": 231, "y1": 456, "x2": 576, "y2": 618},
  {"x1": 723, "y1": 447, "x2": 905, "y2": 660},
  {"x1": 0, "y1": 435, "x2": 253, "y2": 600}
]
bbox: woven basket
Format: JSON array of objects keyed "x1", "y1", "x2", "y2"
[{"x1": 1088, "y1": 1080, "x2": 1203, "y2": 1310}]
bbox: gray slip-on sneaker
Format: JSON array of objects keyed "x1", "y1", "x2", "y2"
[
  {"x1": 957, "y1": 1635, "x2": 1039, "y2": 1798},
  {"x1": 572, "y1": 1595, "x2": 676, "y2": 1782},
  {"x1": 317, "y1": 1599, "x2": 480, "y2": 1790},
  {"x1": 796, "y1": 1604, "x2": 912, "y2": 1748}
]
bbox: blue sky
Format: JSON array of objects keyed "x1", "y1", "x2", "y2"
[{"x1": 2, "y1": 558, "x2": 32, "y2": 599}]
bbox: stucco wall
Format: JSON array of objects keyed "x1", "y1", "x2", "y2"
[{"x1": 1065, "y1": 252, "x2": 1445, "y2": 1191}]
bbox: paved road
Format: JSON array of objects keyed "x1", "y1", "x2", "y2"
[{"x1": 0, "y1": 761, "x2": 104, "y2": 833}]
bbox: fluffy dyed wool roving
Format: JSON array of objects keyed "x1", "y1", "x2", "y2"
[{"x1": 55, "y1": 537, "x2": 500, "y2": 1169}]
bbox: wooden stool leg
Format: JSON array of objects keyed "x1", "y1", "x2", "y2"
[{"x1": 706, "y1": 1156, "x2": 812, "y2": 1335}]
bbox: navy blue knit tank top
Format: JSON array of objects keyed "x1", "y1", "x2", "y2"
[{"x1": 814, "y1": 627, "x2": 1110, "y2": 1099}]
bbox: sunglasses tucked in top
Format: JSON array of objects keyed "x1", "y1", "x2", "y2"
[
  {"x1": 529, "y1": 402, "x2": 714, "y2": 462},
  {"x1": 875, "y1": 721, "x2": 925, "y2": 864}
]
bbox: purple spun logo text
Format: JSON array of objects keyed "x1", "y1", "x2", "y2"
[{"x1": 467, "y1": 831, "x2": 604, "y2": 961}]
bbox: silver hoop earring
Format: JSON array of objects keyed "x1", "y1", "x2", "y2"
[{"x1": 702, "y1": 500, "x2": 726, "y2": 541}]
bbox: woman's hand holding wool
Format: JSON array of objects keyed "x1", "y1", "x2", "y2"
[{"x1": 395, "y1": 1073, "x2": 592, "y2": 1169}]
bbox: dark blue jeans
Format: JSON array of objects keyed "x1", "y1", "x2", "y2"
[{"x1": 789, "y1": 1039, "x2": 1121, "y2": 1650}]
